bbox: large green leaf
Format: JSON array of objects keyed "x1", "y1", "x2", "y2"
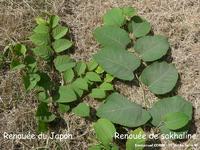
[
  {"x1": 94, "y1": 118, "x2": 116, "y2": 146},
  {"x1": 94, "y1": 47, "x2": 141, "y2": 81},
  {"x1": 72, "y1": 102, "x2": 90, "y2": 117},
  {"x1": 32, "y1": 45, "x2": 52, "y2": 60},
  {"x1": 149, "y1": 96, "x2": 193, "y2": 128},
  {"x1": 103, "y1": 8, "x2": 125, "y2": 27},
  {"x1": 52, "y1": 25, "x2": 68, "y2": 39},
  {"x1": 97, "y1": 93, "x2": 151, "y2": 127},
  {"x1": 126, "y1": 128, "x2": 146, "y2": 150},
  {"x1": 140, "y1": 61, "x2": 178, "y2": 94},
  {"x1": 52, "y1": 39, "x2": 72, "y2": 53},
  {"x1": 163, "y1": 112, "x2": 189, "y2": 130},
  {"x1": 93, "y1": 26, "x2": 130, "y2": 49},
  {"x1": 54, "y1": 55, "x2": 76, "y2": 72},
  {"x1": 134, "y1": 35, "x2": 169, "y2": 61},
  {"x1": 57, "y1": 85, "x2": 77, "y2": 103},
  {"x1": 128, "y1": 16, "x2": 151, "y2": 38}
]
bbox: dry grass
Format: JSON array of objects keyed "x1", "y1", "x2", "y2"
[{"x1": 0, "y1": 0, "x2": 200, "y2": 149}]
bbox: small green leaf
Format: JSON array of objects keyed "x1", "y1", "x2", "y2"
[
  {"x1": 100, "y1": 82, "x2": 113, "y2": 91},
  {"x1": 10, "y1": 59, "x2": 25, "y2": 70},
  {"x1": 29, "y1": 33, "x2": 50, "y2": 46},
  {"x1": 134, "y1": 35, "x2": 169, "y2": 62},
  {"x1": 104, "y1": 74, "x2": 114, "y2": 82},
  {"x1": 94, "y1": 118, "x2": 116, "y2": 146},
  {"x1": 72, "y1": 103, "x2": 90, "y2": 117},
  {"x1": 72, "y1": 78, "x2": 88, "y2": 90},
  {"x1": 52, "y1": 39, "x2": 72, "y2": 53},
  {"x1": 63, "y1": 69, "x2": 74, "y2": 83},
  {"x1": 35, "y1": 17, "x2": 47, "y2": 25},
  {"x1": 58, "y1": 103, "x2": 70, "y2": 113},
  {"x1": 54, "y1": 55, "x2": 76, "y2": 72},
  {"x1": 23, "y1": 73, "x2": 41, "y2": 91},
  {"x1": 13, "y1": 44, "x2": 27, "y2": 57},
  {"x1": 122, "y1": 7, "x2": 137, "y2": 18},
  {"x1": 94, "y1": 47, "x2": 141, "y2": 81},
  {"x1": 33, "y1": 24, "x2": 49, "y2": 34},
  {"x1": 52, "y1": 25, "x2": 68, "y2": 39},
  {"x1": 94, "y1": 26, "x2": 130, "y2": 49},
  {"x1": 85, "y1": 72, "x2": 101, "y2": 82},
  {"x1": 103, "y1": 8, "x2": 125, "y2": 27},
  {"x1": 95, "y1": 66, "x2": 104, "y2": 74},
  {"x1": 50, "y1": 15, "x2": 60, "y2": 28},
  {"x1": 163, "y1": 112, "x2": 189, "y2": 130},
  {"x1": 89, "y1": 88, "x2": 106, "y2": 99},
  {"x1": 74, "y1": 62, "x2": 87, "y2": 76},
  {"x1": 128, "y1": 16, "x2": 151, "y2": 38},
  {"x1": 87, "y1": 59, "x2": 98, "y2": 71},
  {"x1": 57, "y1": 85, "x2": 77, "y2": 103},
  {"x1": 32, "y1": 45, "x2": 52, "y2": 60},
  {"x1": 140, "y1": 61, "x2": 178, "y2": 94},
  {"x1": 126, "y1": 128, "x2": 146, "y2": 150}
]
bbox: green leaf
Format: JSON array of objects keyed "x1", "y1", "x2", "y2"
[
  {"x1": 74, "y1": 62, "x2": 87, "y2": 76},
  {"x1": 32, "y1": 45, "x2": 52, "y2": 60},
  {"x1": 149, "y1": 96, "x2": 192, "y2": 131},
  {"x1": 89, "y1": 88, "x2": 106, "y2": 99},
  {"x1": 85, "y1": 72, "x2": 102, "y2": 82},
  {"x1": 58, "y1": 103, "x2": 70, "y2": 113},
  {"x1": 140, "y1": 61, "x2": 178, "y2": 94},
  {"x1": 33, "y1": 24, "x2": 49, "y2": 33},
  {"x1": 126, "y1": 128, "x2": 146, "y2": 150},
  {"x1": 54, "y1": 55, "x2": 76, "y2": 72},
  {"x1": 87, "y1": 59, "x2": 98, "y2": 71},
  {"x1": 103, "y1": 8, "x2": 125, "y2": 27},
  {"x1": 128, "y1": 17, "x2": 151, "y2": 38},
  {"x1": 104, "y1": 74, "x2": 114, "y2": 82},
  {"x1": 95, "y1": 66, "x2": 104, "y2": 74},
  {"x1": 37, "y1": 72, "x2": 52, "y2": 90},
  {"x1": 72, "y1": 78, "x2": 88, "y2": 90},
  {"x1": 37, "y1": 91, "x2": 49, "y2": 103},
  {"x1": 10, "y1": 59, "x2": 25, "y2": 70},
  {"x1": 97, "y1": 93, "x2": 151, "y2": 127},
  {"x1": 52, "y1": 25, "x2": 68, "y2": 39},
  {"x1": 122, "y1": 7, "x2": 137, "y2": 18},
  {"x1": 94, "y1": 47, "x2": 141, "y2": 81},
  {"x1": 50, "y1": 15, "x2": 60, "y2": 28},
  {"x1": 52, "y1": 39, "x2": 72, "y2": 53},
  {"x1": 63, "y1": 69, "x2": 74, "y2": 83},
  {"x1": 71, "y1": 84, "x2": 84, "y2": 97},
  {"x1": 72, "y1": 103, "x2": 90, "y2": 117},
  {"x1": 23, "y1": 73, "x2": 41, "y2": 91},
  {"x1": 93, "y1": 26, "x2": 130, "y2": 49},
  {"x1": 24, "y1": 56, "x2": 37, "y2": 71},
  {"x1": 35, "y1": 17, "x2": 47, "y2": 25},
  {"x1": 134, "y1": 35, "x2": 170, "y2": 62},
  {"x1": 57, "y1": 85, "x2": 77, "y2": 103},
  {"x1": 163, "y1": 112, "x2": 189, "y2": 130},
  {"x1": 13, "y1": 44, "x2": 27, "y2": 57},
  {"x1": 37, "y1": 121, "x2": 48, "y2": 133},
  {"x1": 36, "y1": 102, "x2": 56, "y2": 122},
  {"x1": 29, "y1": 33, "x2": 50, "y2": 46},
  {"x1": 100, "y1": 82, "x2": 113, "y2": 91},
  {"x1": 94, "y1": 118, "x2": 116, "y2": 146}
]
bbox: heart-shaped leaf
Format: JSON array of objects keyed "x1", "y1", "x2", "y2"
[
  {"x1": 134, "y1": 35, "x2": 169, "y2": 61},
  {"x1": 94, "y1": 26, "x2": 130, "y2": 49},
  {"x1": 140, "y1": 61, "x2": 178, "y2": 94},
  {"x1": 54, "y1": 55, "x2": 76, "y2": 72},
  {"x1": 72, "y1": 78, "x2": 88, "y2": 90},
  {"x1": 52, "y1": 39, "x2": 72, "y2": 53},
  {"x1": 94, "y1": 118, "x2": 116, "y2": 146},
  {"x1": 57, "y1": 85, "x2": 77, "y2": 103},
  {"x1": 94, "y1": 47, "x2": 141, "y2": 81},
  {"x1": 97, "y1": 93, "x2": 151, "y2": 127}
]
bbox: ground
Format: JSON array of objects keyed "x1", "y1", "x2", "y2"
[{"x1": 0, "y1": 0, "x2": 199, "y2": 150}]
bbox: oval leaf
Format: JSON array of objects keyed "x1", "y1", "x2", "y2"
[
  {"x1": 97, "y1": 93, "x2": 151, "y2": 127},
  {"x1": 134, "y1": 35, "x2": 169, "y2": 61},
  {"x1": 140, "y1": 61, "x2": 178, "y2": 94},
  {"x1": 94, "y1": 47, "x2": 141, "y2": 81}
]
